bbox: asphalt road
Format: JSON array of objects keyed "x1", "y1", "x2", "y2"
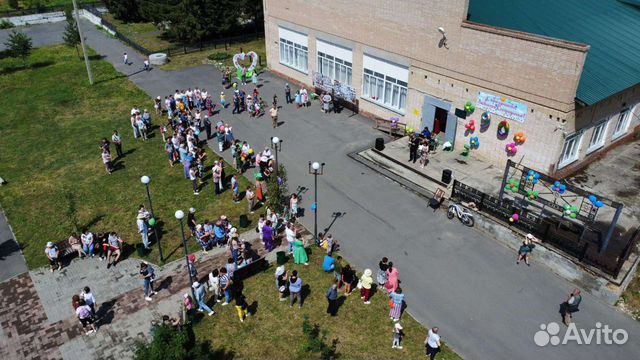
[{"x1": 4, "y1": 19, "x2": 640, "y2": 360}]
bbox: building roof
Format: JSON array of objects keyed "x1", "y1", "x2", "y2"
[{"x1": 467, "y1": 0, "x2": 640, "y2": 105}]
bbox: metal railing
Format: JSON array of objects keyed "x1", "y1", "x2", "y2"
[
  {"x1": 165, "y1": 32, "x2": 265, "y2": 57},
  {"x1": 0, "y1": 0, "x2": 102, "y2": 17}
]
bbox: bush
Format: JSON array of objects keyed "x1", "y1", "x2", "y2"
[
  {"x1": 265, "y1": 163, "x2": 288, "y2": 214},
  {"x1": 299, "y1": 316, "x2": 339, "y2": 360},
  {"x1": 0, "y1": 20, "x2": 14, "y2": 29},
  {"x1": 134, "y1": 323, "x2": 221, "y2": 360},
  {"x1": 207, "y1": 52, "x2": 228, "y2": 61}
]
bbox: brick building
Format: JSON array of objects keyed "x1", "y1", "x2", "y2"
[{"x1": 262, "y1": 0, "x2": 640, "y2": 176}]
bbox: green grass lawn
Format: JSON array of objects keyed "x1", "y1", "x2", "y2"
[
  {"x1": 160, "y1": 38, "x2": 267, "y2": 73},
  {"x1": 192, "y1": 249, "x2": 460, "y2": 359},
  {"x1": 0, "y1": 45, "x2": 259, "y2": 268},
  {"x1": 101, "y1": 14, "x2": 173, "y2": 53}
]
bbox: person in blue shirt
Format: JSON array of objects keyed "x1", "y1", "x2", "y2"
[
  {"x1": 192, "y1": 282, "x2": 214, "y2": 316},
  {"x1": 289, "y1": 270, "x2": 303, "y2": 308},
  {"x1": 421, "y1": 127, "x2": 431, "y2": 139},
  {"x1": 323, "y1": 255, "x2": 335, "y2": 272},
  {"x1": 213, "y1": 221, "x2": 226, "y2": 247}
]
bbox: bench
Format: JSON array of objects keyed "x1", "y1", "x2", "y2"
[
  {"x1": 233, "y1": 256, "x2": 269, "y2": 281},
  {"x1": 375, "y1": 118, "x2": 407, "y2": 136}
]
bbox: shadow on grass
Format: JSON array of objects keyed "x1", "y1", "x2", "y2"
[
  {"x1": 88, "y1": 54, "x2": 106, "y2": 61},
  {"x1": 0, "y1": 60, "x2": 55, "y2": 75},
  {"x1": 94, "y1": 73, "x2": 127, "y2": 85},
  {"x1": 248, "y1": 300, "x2": 258, "y2": 315}
]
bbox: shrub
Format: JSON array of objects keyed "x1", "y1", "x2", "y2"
[
  {"x1": 0, "y1": 20, "x2": 14, "y2": 30},
  {"x1": 134, "y1": 323, "x2": 221, "y2": 360},
  {"x1": 299, "y1": 316, "x2": 339, "y2": 360},
  {"x1": 207, "y1": 52, "x2": 228, "y2": 61},
  {"x1": 265, "y1": 163, "x2": 288, "y2": 214}
]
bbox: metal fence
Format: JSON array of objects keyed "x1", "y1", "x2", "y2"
[
  {"x1": 451, "y1": 179, "x2": 637, "y2": 279},
  {"x1": 164, "y1": 32, "x2": 265, "y2": 57},
  {"x1": 0, "y1": 0, "x2": 103, "y2": 17}
]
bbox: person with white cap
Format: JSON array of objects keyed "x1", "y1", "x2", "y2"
[
  {"x1": 45, "y1": 241, "x2": 61, "y2": 272},
  {"x1": 275, "y1": 265, "x2": 288, "y2": 301},
  {"x1": 136, "y1": 205, "x2": 150, "y2": 250},
  {"x1": 516, "y1": 233, "x2": 538, "y2": 266},
  {"x1": 359, "y1": 269, "x2": 374, "y2": 304},
  {"x1": 392, "y1": 322, "x2": 404, "y2": 349},
  {"x1": 192, "y1": 281, "x2": 215, "y2": 316}
]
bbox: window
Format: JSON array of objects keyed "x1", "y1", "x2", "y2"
[
  {"x1": 586, "y1": 120, "x2": 608, "y2": 153},
  {"x1": 279, "y1": 38, "x2": 308, "y2": 73},
  {"x1": 317, "y1": 52, "x2": 352, "y2": 86},
  {"x1": 559, "y1": 132, "x2": 583, "y2": 168},
  {"x1": 612, "y1": 108, "x2": 631, "y2": 140},
  {"x1": 361, "y1": 55, "x2": 408, "y2": 113}
]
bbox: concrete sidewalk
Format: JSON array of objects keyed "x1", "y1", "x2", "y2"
[{"x1": 3, "y1": 20, "x2": 640, "y2": 360}]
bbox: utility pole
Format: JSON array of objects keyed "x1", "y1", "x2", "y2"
[{"x1": 72, "y1": 0, "x2": 93, "y2": 85}]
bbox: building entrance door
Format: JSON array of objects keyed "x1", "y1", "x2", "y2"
[{"x1": 421, "y1": 95, "x2": 456, "y2": 145}]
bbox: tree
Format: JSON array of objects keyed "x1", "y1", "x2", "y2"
[
  {"x1": 166, "y1": 0, "x2": 238, "y2": 44},
  {"x1": 62, "y1": 7, "x2": 81, "y2": 57},
  {"x1": 8, "y1": 0, "x2": 19, "y2": 10},
  {"x1": 133, "y1": 323, "x2": 224, "y2": 360},
  {"x1": 103, "y1": 0, "x2": 142, "y2": 22},
  {"x1": 25, "y1": 0, "x2": 49, "y2": 12},
  {"x1": 4, "y1": 30, "x2": 32, "y2": 65},
  {"x1": 238, "y1": 0, "x2": 264, "y2": 37},
  {"x1": 265, "y1": 163, "x2": 288, "y2": 214}
]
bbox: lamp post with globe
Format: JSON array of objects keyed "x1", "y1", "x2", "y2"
[
  {"x1": 271, "y1": 136, "x2": 283, "y2": 178},
  {"x1": 308, "y1": 161, "x2": 325, "y2": 245},
  {"x1": 175, "y1": 210, "x2": 197, "y2": 300},
  {"x1": 140, "y1": 175, "x2": 163, "y2": 261}
]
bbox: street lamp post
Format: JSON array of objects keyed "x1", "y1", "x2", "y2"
[
  {"x1": 141, "y1": 176, "x2": 163, "y2": 261},
  {"x1": 271, "y1": 136, "x2": 283, "y2": 178},
  {"x1": 308, "y1": 161, "x2": 325, "y2": 245},
  {"x1": 175, "y1": 210, "x2": 197, "y2": 300}
]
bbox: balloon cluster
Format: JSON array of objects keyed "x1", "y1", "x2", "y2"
[
  {"x1": 505, "y1": 142, "x2": 518, "y2": 155},
  {"x1": 552, "y1": 181, "x2": 567, "y2": 194},
  {"x1": 277, "y1": 177, "x2": 284, "y2": 186},
  {"x1": 505, "y1": 179, "x2": 520, "y2": 193},
  {"x1": 527, "y1": 190, "x2": 539, "y2": 200},
  {"x1": 390, "y1": 116, "x2": 399, "y2": 129},
  {"x1": 254, "y1": 172, "x2": 263, "y2": 180},
  {"x1": 464, "y1": 101, "x2": 475, "y2": 114},
  {"x1": 588, "y1": 195, "x2": 605, "y2": 208},
  {"x1": 514, "y1": 132, "x2": 526, "y2": 144},
  {"x1": 469, "y1": 136, "x2": 480, "y2": 149},
  {"x1": 480, "y1": 112, "x2": 491, "y2": 130},
  {"x1": 509, "y1": 213, "x2": 520, "y2": 223},
  {"x1": 462, "y1": 144, "x2": 471, "y2": 157},
  {"x1": 148, "y1": 218, "x2": 156, "y2": 226},
  {"x1": 526, "y1": 170, "x2": 540, "y2": 184},
  {"x1": 497, "y1": 120, "x2": 510, "y2": 138},
  {"x1": 563, "y1": 205, "x2": 579, "y2": 219},
  {"x1": 406, "y1": 127, "x2": 414, "y2": 135},
  {"x1": 310, "y1": 202, "x2": 317, "y2": 212},
  {"x1": 465, "y1": 119, "x2": 476, "y2": 132}
]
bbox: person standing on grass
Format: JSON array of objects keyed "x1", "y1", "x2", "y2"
[
  {"x1": 289, "y1": 270, "x2": 303, "y2": 308},
  {"x1": 140, "y1": 261, "x2": 157, "y2": 301},
  {"x1": 234, "y1": 286, "x2": 249, "y2": 322},
  {"x1": 246, "y1": 186, "x2": 255, "y2": 214},
  {"x1": 208, "y1": 268, "x2": 221, "y2": 302},
  {"x1": 292, "y1": 233, "x2": 309, "y2": 265},
  {"x1": 333, "y1": 256, "x2": 343, "y2": 288},
  {"x1": 326, "y1": 280, "x2": 339, "y2": 316},
  {"x1": 137, "y1": 206, "x2": 150, "y2": 249},
  {"x1": 187, "y1": 208, "x2": 197, "y2": 236},
  {"x1": 106, "y1": 232, "x2": 123, "y2": 268},
  {"x1": 359, "y1": 269, "x2": 373, "y2": 304},
  {"x1": 392, "y1": 322, "x2": 404, "y2": 349},
  {"x1": 342, "y1": 264, "x2": 355, "y2": 295},
  {"x1": 212, "y1": 161, "x2": 222, "y2": 196},
  {"x1": 377, "y1": 257, "x2": 389, "y2": 288},
  {"x1": 389, "y1": 287, "x2": 404, "y2": 322},
  {"x1": 45, "y1": 242, "x2": 61, "y2": 272},
  {"x1": 425, "y1": 327, "x2": 441, "y2": 360},
  {"x1": 276, "y1": 265, "x2": 288, "y2": 302},
  {"x1": 323, "y1": 254, "x2": 335, "y2": 272},
  {"x1": 285, "y1": 222, "x2": 296, "y2": 254},
  {"x1": 192, "y1": 282, "x2": 215, "y2": 316},
  {"x1": 385, "y1": 262, "x2": 399, "y2": 294},
  {"x1": 76, "y1": 299, "x2": 97, "y2": 334},
  {"x1": 101, "y1": 149, "x2": 112, "y2": 174},
  {"x1": 112, "y1": 130, "x2": 123, "y2": 158},
  {"x1": 270, "y1": 105, "x2": 278, "y2": 128},
  {"x1": 219, "y1": 267, "x2": 233, "y2": 305},
  {"x1": 231, "y1": 175, "x2": 240, "y2": 203},
  {"x1": 190, "y1": 166, "x2": 200, "y2": 196},
  {"x1": 165, "y1": 139, "x2": 175, "y2": 167}
]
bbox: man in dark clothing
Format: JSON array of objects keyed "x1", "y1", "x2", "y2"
[
  {"x1": 233, "y1": 94, "x2": 241, "y2": 114},
  {"x1": 561, "y1": 288, "x2": 582, "y2": 325},
  {"x1": 409, "y1": 134, "x2": 420, "y2": 163},
  {"x1": 285, "y1": 84, "x2": 292, "y2": 104}
]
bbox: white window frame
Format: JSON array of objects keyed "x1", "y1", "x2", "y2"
[
  {"x1": 362, "y1": 68, "x2": 408, "y2": 113},
  {"x1": 558, "y1": 132, "x2": 583, "y2": 169},
  {"x1": 611, "y1": 108, "x2": 631, "y2": 140},
  {"x1": 317, "y1": 51, "x2": 353, "y2": 86},
  {"x1": 586, "y1": 119, "x2": 609, "y2": 154},
  {"x1": 279, "y1": 38, "x2": 308, "y2": 74}
]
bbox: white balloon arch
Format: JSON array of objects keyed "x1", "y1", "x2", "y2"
[{"x1": 232, "y1": 51, "x2": 259, "y2": 78}]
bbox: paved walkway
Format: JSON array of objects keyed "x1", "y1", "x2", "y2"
[{"x1": 2, "y1": 20, "x2": 640, "y2": 360}]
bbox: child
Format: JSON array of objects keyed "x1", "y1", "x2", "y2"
[
  {"x1": 81, "y1": 287, "x2": 97, "y2": 316},
  {"x1": 392, "y1": 322, "x2": 404, "y2": 349},
  {"x1": 208, "y1": 269, "x2": 221, "y2": 302},
  {"x1": 231, "y1": 175, "x2": 240, "y2": 203},
  {"x1": 220, "y1": 92, "x2": 226, "y2": 108},
  {"x1": 183, "y1": 293, "x2": 194, "y2": 313}
]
